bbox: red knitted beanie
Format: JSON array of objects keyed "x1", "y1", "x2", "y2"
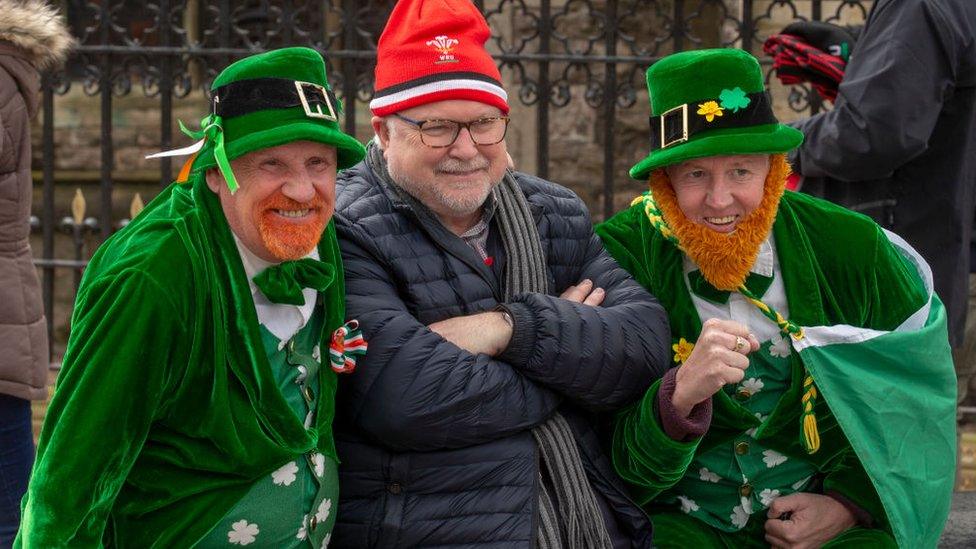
[{"x1": 370, "y1": 0, "x2": 509, "y2": 116}]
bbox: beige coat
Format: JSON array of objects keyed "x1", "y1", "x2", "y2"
[{"x1": 0, "y1": 0, "x2": 72, "y2": 400}]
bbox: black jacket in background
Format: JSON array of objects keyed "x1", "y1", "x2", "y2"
[
  {"x1": 331, "y1": 160, "x2": 670, "y2": 548},
  {"x1": 791, "y1": 0, "x2": 976, "y2": 346}
]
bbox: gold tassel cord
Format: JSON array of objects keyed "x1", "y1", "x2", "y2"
[{"x1": 801, "y1": 375, "x2": 821, "y2": 453}]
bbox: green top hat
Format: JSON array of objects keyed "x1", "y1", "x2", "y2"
[
  {"x1": 629, "y1": 48, "x2": 803, "y2": 180},
  {"x1": 187, "y1": 47, "x2": 366, "y2": 192}
]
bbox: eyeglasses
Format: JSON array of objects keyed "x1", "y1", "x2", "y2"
[{"x1": 392, "y1": 113, "x2": 510, "y2": 148}]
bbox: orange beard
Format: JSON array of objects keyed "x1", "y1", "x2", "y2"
[
  {"x1": 649, "y1": 153, "x2": 790, "y2": 291},
  {"x1": 256, "y1": 192, "x2": 328, "y2": 261}
]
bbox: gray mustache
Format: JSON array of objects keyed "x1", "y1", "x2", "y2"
[{"x1": 436, "y1": 159, "x2": 490, "y2": 173}]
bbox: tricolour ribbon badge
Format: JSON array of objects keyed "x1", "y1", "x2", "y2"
[{"x1": 330, "y1": 320, "x2": 367, "y2": 373}]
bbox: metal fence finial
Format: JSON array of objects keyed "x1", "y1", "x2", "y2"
[
  {"x1": 71, "y1": 188, "x2": 86, "y2": 226},
  {"x1": 130, "y1": 193, "x2": 144, "y2": 219}
]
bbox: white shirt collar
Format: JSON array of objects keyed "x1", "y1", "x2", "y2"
[{"x1": 233, "y1": 235, "x2": 319, "y2": 341}]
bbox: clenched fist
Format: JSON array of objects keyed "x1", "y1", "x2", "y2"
[{"x1": 671, "y1": 318, "x2": 759, "y2": 417}]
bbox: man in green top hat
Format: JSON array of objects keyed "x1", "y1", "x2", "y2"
[
  {"x1": 16, "y1": 47, "x2": 366, "y2": 547},
  {"x1": 597, "y1": 48, "x2": 956, "y2": 548}
]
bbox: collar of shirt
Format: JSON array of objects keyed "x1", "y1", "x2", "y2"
[
  {"x1": 459, "y1": 214, "x2": 491, "y2": 260},
  {"x1": 682, "y1": 235, "x2": 789, "y2": 344},
  {"x1": 457, "y1": 187, "x2": 499, "y2": 259},
  {"x1": 233, "y1": 235, "x2": 319, "y2": 343}
]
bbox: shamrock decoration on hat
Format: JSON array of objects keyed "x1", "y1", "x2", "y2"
[{"x1": 630, "y1": 48, "x2": 803, "y2": 180}]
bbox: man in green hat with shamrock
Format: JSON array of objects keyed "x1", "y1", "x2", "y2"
[
  {"x1": 597, "y1": 48, "x2": 956, "y2": 548},
  {"x1": 16, "y1": 47, "x2": 365, "y2": 547}
]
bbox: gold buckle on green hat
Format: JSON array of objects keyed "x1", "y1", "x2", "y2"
[
  {"x1": 295, "y1": 81, "x2": 338, "y2": 121},
  {"x1": 660, "y1": 104, "x2": 689, "y2": 149}
]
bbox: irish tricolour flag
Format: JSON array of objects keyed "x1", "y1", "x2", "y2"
[{"x1": 792, "y1": 231, "x2": 956, "y2": 548}]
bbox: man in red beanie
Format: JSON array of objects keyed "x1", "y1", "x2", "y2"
[{"x1": 330, "y1": 0, "x2": 670, "y2": 546}]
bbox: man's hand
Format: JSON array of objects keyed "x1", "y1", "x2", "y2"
[
  {"x1": 671, "y1": 318, "x2": 759, "y2": 417},
  {"x1": 764, "y1": 493, "x2": 857, "y2": 548},
  {"x1": 428, "y1": 311, "x2": 513, "y2": 357},
  {"x1": 560, "y1": 279, "x2": 606, "y2": 306}
]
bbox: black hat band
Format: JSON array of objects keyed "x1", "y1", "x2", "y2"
[
  {"x1": 649, "y1": 91, "x2": 778, "y2": 151},
  {"x1": 212, "y1": 77, "x2": 342, "y2": 121}
]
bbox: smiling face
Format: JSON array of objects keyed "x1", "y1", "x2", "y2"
[
  {"x1": 372, "y1": 99, "x2": 508, "y2": 228},
  {"x1": 665, "y1": 154, "x2": 770, "y2": 233},
  {"x1": 206, "y1": 140, "x2": 338, "y2": 262}
]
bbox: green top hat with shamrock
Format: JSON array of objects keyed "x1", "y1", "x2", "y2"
[
  {"x1": 629, "y1": 48, "x2": 803, "y2": 180},
  {"x1": 150, "y1": 47, "x2": 365, "y2": 192}
]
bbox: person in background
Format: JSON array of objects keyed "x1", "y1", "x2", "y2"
[
  {"x1": 785, "y1": 0, "x2": 976, "y2": 409},
  {"x1": 0, "y1": 1, "x2": 72, "y2": 544}
]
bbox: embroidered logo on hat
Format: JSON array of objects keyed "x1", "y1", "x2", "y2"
[
  {"x1": 427, "y1": 35, "x2": 460, "y2": 64},
  {"x1": 370, "y1": 0, "x2": 509, "y2": 116}
]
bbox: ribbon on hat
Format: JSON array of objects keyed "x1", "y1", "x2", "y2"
[
  {"x1": 252, "y1": 258, "x2": 336, "y2": 306},
  {"x1": 145, "y1": 114, "x2": 240, "y2": 193},
  {"x1": 329, "y1": 320, "x2": 367, "y2": 374}
]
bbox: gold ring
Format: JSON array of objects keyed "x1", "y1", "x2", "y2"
[{"x1": 733, "y1": 336, "x2": 746, "y2": 352}]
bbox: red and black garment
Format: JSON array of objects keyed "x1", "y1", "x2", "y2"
[{"x1": 763, "y1": 21, "x2": 858, "y2": 103}]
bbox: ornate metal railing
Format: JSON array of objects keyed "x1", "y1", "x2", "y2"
[{"x1": 34, "y1": 0, "x2": 873, "y2": 356}]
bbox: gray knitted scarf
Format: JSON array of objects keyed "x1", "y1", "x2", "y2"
[{"x1": 368, "y1": 143, "x2": 612, "y2": 548}]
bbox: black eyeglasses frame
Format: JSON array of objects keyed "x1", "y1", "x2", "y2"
[{"x1": 391, "y1": 113, "x2": 511, "y2": 148}]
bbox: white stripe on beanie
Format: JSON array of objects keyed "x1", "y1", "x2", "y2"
[{"x1": 369, "y1": 78, "x2": 508, "y2": 111}]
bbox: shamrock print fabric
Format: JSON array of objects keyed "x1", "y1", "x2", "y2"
[
  {"x1": 195, "y1": 307, "x2": 339, "y2": 547},
  {"x1": 659, "y1": 336, "x2": 816, "y2": 532}
]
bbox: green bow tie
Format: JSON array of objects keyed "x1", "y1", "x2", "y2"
[
  {"x1": 252, "y1": 257, "x2": 336, "y2": 306},
  {"x1": 687, "y1": 269, "x2": 773, "y2": 305}
]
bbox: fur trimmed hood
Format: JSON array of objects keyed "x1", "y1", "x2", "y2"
[{"x1": 0, "y1": 0, "x2": 74, "y2": 70}]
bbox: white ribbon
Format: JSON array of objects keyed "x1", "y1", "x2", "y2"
[{"x1": 145, "y1": 138, "x2": 206, "y2": 159}]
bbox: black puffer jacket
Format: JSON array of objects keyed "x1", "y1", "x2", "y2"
[{"x1": 332, "y1": 160, "x2": 670, "y2": 548}]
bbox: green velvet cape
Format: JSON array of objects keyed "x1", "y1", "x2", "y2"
[
  {"x1": 16, "y1": 175, "x2": 346, "y2": 548},
  {"x1": 597, "y1": 191, "x2": 953, "y2": 545}
]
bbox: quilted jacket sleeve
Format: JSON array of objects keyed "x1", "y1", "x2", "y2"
[
  {"x1": 336, "y1": 224, "x2": 562, "y2": 453},
  {"x1": 501, "y1": 186, "x2": 671, "y2": 412}
]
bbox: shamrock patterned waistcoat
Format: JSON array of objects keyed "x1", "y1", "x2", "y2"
[
  {"x1": 661, "y1": 333, "x2": 816, "y2": 531},
  {"x1": 196, "y1": 303, "x2": 338, "y2": 548}
]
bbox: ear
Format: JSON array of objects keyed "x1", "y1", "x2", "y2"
[
  {"x1": 204, "y1": 169, "x2": 223, "y2": 194},
  {"x1": 371, "y1": 115, "x2": 390, "y2": 150}
]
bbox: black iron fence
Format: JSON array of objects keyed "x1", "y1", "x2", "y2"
[{"x1": 33, "y1": 0, "x2": 874, "y2": 357}]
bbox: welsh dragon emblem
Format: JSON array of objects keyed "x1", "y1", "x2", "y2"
[{"x1": 426, "y1": 35, "x2": 460, "y2": 63}]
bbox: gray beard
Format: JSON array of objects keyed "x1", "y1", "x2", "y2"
[{"x1": 387, "y1": 158, "x2": 499, "y2": 218}]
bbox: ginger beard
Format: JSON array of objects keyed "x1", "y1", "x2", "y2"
[
  {"x1": 650, "y1": 153, "x2": 790, "y2": 291},
  {"x1": 256, "y1": 191, "x2": 329, "y2": 261}
]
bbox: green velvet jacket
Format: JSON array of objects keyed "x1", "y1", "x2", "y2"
[
  {"x1": 596, "y1": 190, "x2": 927, "y2": 530},
  {"x1": 16, "y1": 176, "x2": 346, "y2": 548}
]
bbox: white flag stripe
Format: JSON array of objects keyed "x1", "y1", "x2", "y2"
[{"x1": 792, "y1": 230, "x2": 934, "y2": 352}]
